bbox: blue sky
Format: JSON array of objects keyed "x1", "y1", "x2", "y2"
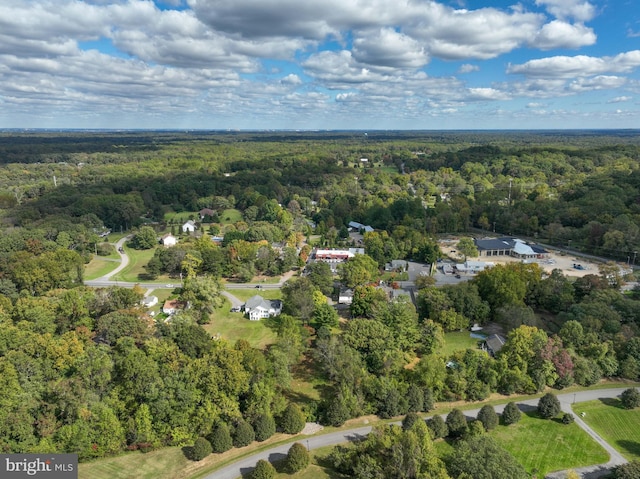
[{"x1": 0, "y1": 0, "x2": 639, "y2": 129}]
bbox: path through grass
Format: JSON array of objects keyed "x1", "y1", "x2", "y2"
[
  {"x1": 574, "y1": 398, "x2": 640, "y2": 461},
  {"x1": 492, "y1": 410, "x2": 608, "y2": 477}
]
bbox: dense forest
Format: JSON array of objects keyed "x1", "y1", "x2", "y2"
[{"x1": 1, "y1": 130, "x2": 640, "y2": 476}]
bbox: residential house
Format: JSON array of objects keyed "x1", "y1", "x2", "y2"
[
  {"x1": 385, "y1": 259, "x2": 408, "y2": 272},
  {"x1": 199, "y1": 208, "x2": 215, "y2": 220},
  {"x1": 348, "y1": 221, "x2": 374, "y2": 233},
  {"x1": 161, "y1": 234, "x2": 177, "y2": 247},
  {"x1": 338, "y1": 288, "x2": 354, "y2": 305},
  {"x1": 163, "y1": 299, "x2": 187, "y2": 315},
  {"x1": 244, "y1": 295, "x2": 282, "y2": 321},
  {"x1": 483, "y1": 334, "x2": 506, "y2": 356},
  {"x1": 182, "y1": 220, "x2": 196, "y2": 233},
  {"x1": 141, "y1": 296, "x2": 158, "y2": 308},
  {"x1": 455, "y1": 260, "x2": 494, "y2": 273}
]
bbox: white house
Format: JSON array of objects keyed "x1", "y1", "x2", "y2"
[
  {"x1": 161, "y1": 234, "x2": 177, "y2": 247},
  {"x1": 455, "y1": 260, "x2": 494, "y2": 273},
  {"x1": 244, "y1": 295, "x2": 282, "y2": 321},
  {"x1": 182, "y1": 220, "x2": 196, "y2": 233},
  {"x1": 338, "y1": 288, "x2": 354, "y2": 305},
  {"x1": 142, "y1": 296, "x2": 158, "y2": 308}
]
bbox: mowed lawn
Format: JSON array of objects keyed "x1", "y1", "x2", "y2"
[
  {"x1": 574, "y1": 398, "x2": 640, "y2": 461},
  {"x1": 270, "y1": 446, "x2": 348, "y2": 479},
  {"x1": 492, "y1": 411, "x2": 609, "y2": 477},
  {"x1": 78, "y1": 447, "x2": 188, "y2": 479},
  {"x1": 111, "y1": 246, "x2": 158, "y2": 282},
  {"x1": 440, "y1": 331, "x2": 481, "y2": 357},
  {"x1": 203, "y1": 298, "x2": 277, "y2": 349},
  {"x1": 84, "y1": 256, "x2": 121, "y2": 280}
]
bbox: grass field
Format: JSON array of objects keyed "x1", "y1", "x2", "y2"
[
  {"x1": 225, "y1": 288, "x2": 282, "y2": 303},
  {"x1": 203, "y1": 298, "x2": 277, "y2": 348},
  {"x1": 111, "y1": 246, "x2": 158, "y2": 282},
  {"x1": 440, "y1": 331, "x2": 481, "y2": 357},
  {"x1": 78, "y1": 447, "x2": 189, "y2": 479},
  {"x1": 220, "y1": 208, "x2": 243, "y2": 224},
  {"x1": 574, "y1": 398, "x2": 640, "y2": 461},
  {"x1": 492, "y1": 410, "x2": 609, "y2": 477},
  {"x1": 84, "y1": 256, "x2": 121, "y2": 280}
]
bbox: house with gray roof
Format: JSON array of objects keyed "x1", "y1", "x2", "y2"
[
  {"x1": 483, "y1": 334, "x2": 506, "y2": 356},
  {"x1": 244, "y1": 295, "x2": 282, "y2": 321}
]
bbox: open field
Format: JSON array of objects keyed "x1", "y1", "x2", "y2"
[
  {"x1": 440, "y1": 331, "x2": 481, "y2": 357},
  {"x1": 574, "y1": 398, "x2": 640, "y2": 461},
  {"x1": 225, "y1": 288, "x2": 282, "y2": 303},
  {"x1": 203, "y1": 298, "x2": 277, "y2": 348},
  {"x1": 492, "y1": 410, "x2": 609, "y2": 477},
  {"x1": 84, "y1": 256, "x2": 121, "y2": 280},
  {"x1": 111, "y1": 246, "x2": 158, "y2": 282},
  {"x1": 220, "y1": 208, "x2": 243, "y2": 224},
  {"x1": 78, "y1": 447, "x2": 189, "y2": 479}
]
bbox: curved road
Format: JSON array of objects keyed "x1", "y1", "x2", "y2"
[{"x1": 206, "y1": 388, "x2": 632, "y2": 479}]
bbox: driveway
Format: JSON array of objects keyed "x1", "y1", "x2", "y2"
[{"x1": 204, "y1": 388, "x2": 631, "y2": 479}]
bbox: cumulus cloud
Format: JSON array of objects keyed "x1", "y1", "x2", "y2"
[
  {"x1": 535, "y1": 0, "x2": 596, "y2": 22},
  {"x1": 507, "y1": 51, "x2": 640, "y2": 78},
  {"x1": 352, "y1": 28, "x2": 429, "y2": 69},
  {"x1": 466, "y1": 87, "x2": 511, "y2": 101},
  {"x1": 458, "y1": 64, "x2": 479, "y2": 73},
  {"x1": 531, "y1": 20, "x2": 596, "y2": 49}
]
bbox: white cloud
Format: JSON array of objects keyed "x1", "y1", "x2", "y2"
[
  {"x1": 458, "y1": 64, "x2": 479, "y2": 73},
  {"x1": 531, "y1": 20, "x2": 596, "y2": 49},
  {"x1": 568, "y1": 75, "x2": 627, "y2": 92},
  {"x1": 608, "y1": 96, "x2": 632, "y2": 103},
  {"x1": 534, "y1": 0, "x2": 596, "y2": 22},
  {"x1": 507, "y1": 51, "x2": 640, "y2": 78},
  {"x1": 466, "y1": 88, "x2": 511, "y2": 101},
  {"x1": 352, "y1": 28, "x2": 429, "y2": 69},
  {"x1": 281, "y1": 74, "x2": 302, "y2": 85}
]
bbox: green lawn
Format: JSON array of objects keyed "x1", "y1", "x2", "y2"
[
  {"x1": 84, "y1": 256, "x2": 121, "y2": 280},
  {"x1": 220, "y1": 208, "x2": 243, "y2": 224},
  {"x1": 574, "y1": 398, "x2": 640, "y2": 461},
  {"x1": 78, "y1": 447, "x2": 188, "y2": 479},
  {"x1": 267, "y1": 446, "x2": 347, "y2": 479},
  {"x1": 111, "y1": 246, "x2": 159, "y2": 282},
  {"x1": 492, "y1": 410, "x2": 609, "y2": 477},
  {"x1": 224, "y1": 288, "x2": 282, "y2": 303},
  {"x1": 440, "y1": 332, "x2": 481, "y2": 357},
  {"x1": 203, "y1": 298, "x2": 277, "y2": 349}
]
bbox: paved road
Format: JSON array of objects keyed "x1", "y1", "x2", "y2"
[{"x1": 205, "y1": 388, "x2": 631, "y2": 479}]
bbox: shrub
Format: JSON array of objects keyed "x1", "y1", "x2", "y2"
[
  {"x1": 402, "y1": 412, "x2": 421, "y2": 431},
  {"x1": 426, "y1": 415, "x2": 448, "y2": 439},
  {"x1": 233, "y1": 419, "x2": 255, "y2": 448},
  {"x1": 286, "y1": 442, "x2": 310, "y2": 473},
  {"x1": 538, "y1": 393, "x2": 561, "y2": 419},
  {"x1": 465, "y1": 419, "x2": 486, "y2": 438},
  {"x1": 477, "y1": 405, "x2": 499, "y2": 431},
  {"x1": 250, "y1": 459, "x2": 276, "y2": 479},
  {"x1": 189, "y1": 437, "x2": 212, "y2": 461},
  {"x1": 279, "y1": 403, "x2": 306, "y2": 434},
  {"x1": 253, "y1": 414, "x2": 276, "y2": 442},
  {"x1": 620, "y1": 388, "x2": 640, "y2": 410},
  {"x1": 209, "y1": 422, "x2": 232, "y2": 453},
  {"x1": 502, "y1": 402, "x2": 521, "y2": 425},
  {"x1": 445, "y1": 409, "x2": 468, "y2": 439},
  {"x1": 562, "y1": 413, "x2": 574, "y2": 425},
  {"x1": 614, "y1": 460, "x2": 640, "y2": 479}
]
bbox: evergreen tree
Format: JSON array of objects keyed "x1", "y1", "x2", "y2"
[
  {"x1": 253, "y1": 414, "x2": 276, "y2": 442},
  {"x1": 233, "y1": 419, "x2": 255, "y2": 447},
  {"x1": 250, "y1": 459, "x2": 276, "y2": 479},
  {"x1": 279, "y1": 403, "x2": 306, "y2": 434},
  {"x1": 620, "y1": 388, "x2": 640, "y2": 409},
  {"x1": 406, "y1": 384, "x2": 424, "y2": 413},
  {"x1": 537, "y1": 393, "x2": 561, "y2": 419},
  {"x1": 426, "y1": 415, "x2": 448, "y2": 439},
  {"x1": 286, "y1": 442, "x2": 310, "y2": 473},
  {"x1": 477, "y1": 405, "x2": 499, "y2": 431},
  {"x1": 189, "y1": 437, "x2": 212, "y2": 461},
  {"x1": 209, "y1": 422, "x2": 233, "y2": 453},
  {"x1": 502, "y1": 402, "x2": 522, "y2": 425},
  {"x1": 445, "y1": 409, "x2": 468, "y2": 439}
]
